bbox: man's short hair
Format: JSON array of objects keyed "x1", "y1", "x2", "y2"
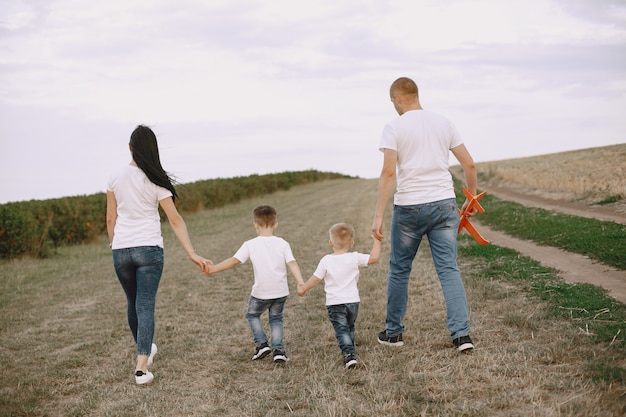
[{"x1": 390, "y1": 77, "x2": 419, "y2": 97}]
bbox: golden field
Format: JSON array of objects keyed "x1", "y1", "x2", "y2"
[{"x1": 454, "y1": 143, "x2": 625, "y2": 206}]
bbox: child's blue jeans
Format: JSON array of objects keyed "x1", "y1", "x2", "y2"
[
  {"x1": 245, "y1": 295, "x2": 287, "y2": 352},
  {"x1": 326, "y1": 302, "x2": 359, "y2": 357}
]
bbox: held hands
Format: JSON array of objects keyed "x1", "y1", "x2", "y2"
[
  {"x1": 371, "y1": 218, "x2": 384, "y2": 241},
  {"x1": 297, "y1": 283, "x2": 307, "y2": 297},
  {"x1": 189, "y1": 252, "x2": 213, "y2": 274}
]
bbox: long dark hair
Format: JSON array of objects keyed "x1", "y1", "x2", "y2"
[{"x1": 129, "y1": 125, "x2": 178, "y2": 201}]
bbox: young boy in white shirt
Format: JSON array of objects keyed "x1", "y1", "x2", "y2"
[
  {"x1": 298, "y1": 223, "x2": 381, "y2": 369},
  {"x1": 207, "y1": 205, "x2": 305, "y2": 362}
]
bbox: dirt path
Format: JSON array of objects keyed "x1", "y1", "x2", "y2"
[{"x1": 476, "y1": 185, "x2": 626, "y2": 304}]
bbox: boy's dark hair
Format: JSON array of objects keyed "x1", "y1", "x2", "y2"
[{"x1": 253, "y1": 205, "x2": 277, "y2": 227}]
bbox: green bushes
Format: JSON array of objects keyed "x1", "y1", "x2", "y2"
[
  {"x1": 0, "y1": 194, "x2": 106, "y2": 259},
  {"x1": 0, "y1": 170, "x2": 351, "y2": 259}
]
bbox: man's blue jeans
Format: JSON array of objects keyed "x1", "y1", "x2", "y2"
[
  {"x1": 112, "y1": 246, "x2": 164, "y2": 356},
  {"x1": 245, "y1": 295, "x2": 287, "y2": 352},
  {"x1": 385, "y1": 198, "x2": 470, "y2": 340},
  {"x1": 327, "y1": 303, "x2": 359, "y2": 357}
]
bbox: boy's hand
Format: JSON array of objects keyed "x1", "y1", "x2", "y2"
[{"x1": 297, "y1": 283, "x2": 306, "y2": 297}]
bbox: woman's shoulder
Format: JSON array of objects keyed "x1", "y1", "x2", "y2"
[{"x1": 110, "y1": 164, "x2": 138, "y2": 177}]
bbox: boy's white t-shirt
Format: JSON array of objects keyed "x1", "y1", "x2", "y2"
[
  {"x1": 379, "y1": 109, "x2": 463, "y2": 205},
  {"x1": 313, "y1": 252, "x2": 370, "y2": 306},
  {"x1": 234, "y1": 236, "x2": 295, "y2": 299},
  {"x1": 107, "y1": 165, "x2": 172, "y2": 249}
]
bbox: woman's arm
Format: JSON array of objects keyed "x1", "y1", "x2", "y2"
[
  {"x1": 106, "y1": 191, "x2": 118, "y2": 246},
  {"x1": 159, "y1": 197, "x2": 210, "y2": 271}
]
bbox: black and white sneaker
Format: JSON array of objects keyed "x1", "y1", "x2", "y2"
[
  {"x1": 453, "y1": 335, "x2": 474, "y2": 352},
  {"x1": 344, "y1": 354, "x2": 357, "y2": 369},
  {"x1": 135, "y1": 370, "x2": 154, "y2": 385},
  {"x1": 273, "y1": 350, "x2": 288, "y2": 362},
  {"x1": 252, "y1": 342, "x2": 271, "y2": 360},
  {"x1": 377, "y1": 330, "x2": 404, "y2": 346}
]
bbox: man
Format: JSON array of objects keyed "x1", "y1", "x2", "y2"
[{"x1": 371, "y1": 76, "x2": 477, "y2": 352}]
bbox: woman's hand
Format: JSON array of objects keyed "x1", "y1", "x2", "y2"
[{"x1": 189, "y1": 253, "x2": 213, "y2": 273}]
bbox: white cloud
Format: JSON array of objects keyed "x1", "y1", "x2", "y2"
[{"x1": 0, "y1": 0, "x2": 625, "y2": 203}]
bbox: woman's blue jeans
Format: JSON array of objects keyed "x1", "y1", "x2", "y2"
[
  {"x1": 112, "y1": 246, "x2": 163, "y2": 356},
  {"x1": 386, "y1": 198, "x2": 470, "y2": 340},
  {"x1": 327, "y1": 303, "x2": 359, "y2": 357},
  {"x1": 245, "y1": 295, "x2": 287, "y2": 352}
]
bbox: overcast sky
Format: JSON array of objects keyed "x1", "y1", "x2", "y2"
[{"x1": 1, "y1": 0, "x2": 625, "y2": 203}]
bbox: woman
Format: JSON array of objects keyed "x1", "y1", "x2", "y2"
[{"x1": 106, "y1": 125, "x2": 209, "y2": 385}]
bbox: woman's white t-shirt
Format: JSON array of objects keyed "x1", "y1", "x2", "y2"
[
  {"x1": 233, "y1": 236, "x2": 296, "y2": 299},
  {"x1": 107, "y1": 165, "x2": 172, "y2": 249},
  {"x1": 313, "y1": 252, "x2": 370, "y2": 306}
]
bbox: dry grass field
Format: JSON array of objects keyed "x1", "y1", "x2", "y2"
[
  {"x1": 1, "y1": 176, "x2": 624, "y2": 416},
  {"x1": 452, "y1": 143, "x2": 626, "y2": 210}
]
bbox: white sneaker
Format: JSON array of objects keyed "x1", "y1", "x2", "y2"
[
  {"x1": 147, "y1": 343, "x2": 157, "y2": 367},
  {"x1": 135, "y1": 370, "x2": 154, "y2": 385}
]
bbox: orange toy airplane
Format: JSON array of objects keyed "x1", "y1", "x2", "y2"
[{"x1": 458, "y1": 188, "x2": 490, "y2": 245}]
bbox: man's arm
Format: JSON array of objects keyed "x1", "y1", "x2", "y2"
[
  {"x1": 450, "y1": 144, "x2": 478, "y2": 214},
  {"x1": 372, "y1": 149, "x2": 397, "y2": 241}
]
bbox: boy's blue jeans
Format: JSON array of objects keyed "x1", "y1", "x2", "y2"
[
  {"x1": 112, "y1": 246, "x2": 163, "y2": 356},
  {"x1": 385, "y1": 198, "x2": 470, "y2": 340},
  {"x1": 246, "y1": 295, "x2": 287, "y2": 352},
  {"x1": 327, "y1": 303, "x2": 359, "y2": 357}
]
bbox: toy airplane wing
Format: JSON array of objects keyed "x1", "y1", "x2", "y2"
[{"x1": 458, "y1": 188, "x2": 490, "y2": 245}]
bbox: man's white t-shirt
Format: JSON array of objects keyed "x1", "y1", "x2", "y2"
[
  {"x1": 234, "y1": 236, "x2": 295, "y2": 299},
  {"x1": 313, "y1": 252, "x2": 371, "y2": 306},
  {"x1": 107, "y1": 165, "x2": 172, "y2": 249},
  {"x1": 379, "y1": 109, "x2": 463, "y2": 205}
]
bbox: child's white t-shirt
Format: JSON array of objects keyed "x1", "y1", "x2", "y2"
[
  {"x1": 107, "y1": 165, "x2": 172, "y2": 249},
  {"x1": 313, "y1": 252, "x2": 370, "y2": 306},
  {"x1": 234, "y1": 236, "x2": 295, "y2": 299}
]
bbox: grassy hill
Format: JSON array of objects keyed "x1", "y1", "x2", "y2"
[
  {"x1": 0, "y1": 177, "x2": 624, "y2": 416},
  {"x1": 454, "y1": 143, "x2": 625, "y2": 208}
]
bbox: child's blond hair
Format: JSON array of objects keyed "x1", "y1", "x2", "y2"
[{"x1": 329, "y1": 223, "x2": 354, "y2": 250}]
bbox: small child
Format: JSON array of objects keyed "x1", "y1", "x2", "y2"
[
  {"x1": 207, "y1": 205, "x2": 305, "y2": 362},
  {"x1": 297, "y1": 223, "x2": 381, "y2": 369}
]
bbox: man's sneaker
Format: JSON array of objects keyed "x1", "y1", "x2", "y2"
[
  {"x1": 377, "y1": 330, "x2": 404, "y2": 346},
  {"x1": 135, "y1": 370, "x2": 154, "y2": 385},
  {"x1": 147, "y1": 343, "x2": 157, "y2": 367},
  {"x1": 252, "y1": 342, "x2": 271, "y2": 360},
  {"x1": 453, "y1": 335, "x2": 474, "y2": 352},
  {"x1": 273, "y1": 350, "x2": 288, "y2": 363},
  {"x1": 344, "y1": 354, "x2": 357, "y2": 369}
]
